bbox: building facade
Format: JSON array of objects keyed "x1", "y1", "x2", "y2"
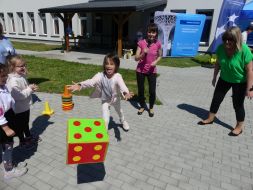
[{"x1": 0, "y1": 0, "x2": 251, "y2": 51}]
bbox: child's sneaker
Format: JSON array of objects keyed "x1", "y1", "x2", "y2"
[
  {"x1": 14, "y1": 162, "x2": 27, "y2": 168},
  {"x1": 4, "y1": 167, "x2": 28, "y2": 180},
  {"x1": 2, "y1": 162, "x2": 27, "y2": 171},
  {"x1": 122, "y1": 121, "x2": 130, "y2": 131}
]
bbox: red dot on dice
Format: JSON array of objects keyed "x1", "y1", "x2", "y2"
[
  {"x1": 84, "y1": 127, "x2": 92, "y2": 132},
  {"x1": 74, "y1": 133, "x2": 82, "y2": 139},
  {"x1": 96, "y1": 133, "x2": 103, "y2": 139},
  {"x1": 94, "y1": 121, "x2": 101, "y2": 126},
  {"x1": 73, "y1": 121, "x2": 81, "y2": 126}
]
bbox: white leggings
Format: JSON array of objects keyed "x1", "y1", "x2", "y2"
[{"x1": 102, "y1": 99, "x2": 124, "y2": 129}]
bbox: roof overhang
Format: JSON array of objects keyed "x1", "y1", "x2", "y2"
[{"x1": 39, "y1": 0, "x2": 167, "y2": 13}]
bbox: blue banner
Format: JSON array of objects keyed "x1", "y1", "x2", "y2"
[
  {"x1": 210, "y1": 0, "x2": 246, "y2": 53},
  {"x1": 171, "y1": 13, "x2": 206, "y2": 57}
]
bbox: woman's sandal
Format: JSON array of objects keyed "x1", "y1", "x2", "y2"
[
  {"x1": 197, "y1": 120, "x2": 214, "y2": 125},
  {"x1": 229, "y1": 126, "x2": 244, "y2": 136},
  {"x1": 137, "y1": 108, "x2": 145, "y2": 115},
  {"x1": 149, "y1": 109, "x2": 154, "y2": 117}
]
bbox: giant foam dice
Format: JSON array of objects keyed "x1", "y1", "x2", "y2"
[{"x1": 67, "y1": 118, "x2": 109, "y2": 164}]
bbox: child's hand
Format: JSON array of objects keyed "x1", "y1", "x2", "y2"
[
  {"x1": 32, "y1": 84, "x2": 38, "y2": 91},
  {"x1": 123, "y1": 92, "x2": 134, "y2": 100},
  {"x1": 67, "y1": 81, "x2": 81, "y2": 92},
  {"x1": 151, "y1": 61, "x2": 157, "y2": 67},
  {"x1": 29, "y1": 84, "x2": 38, "y2": 92},
  {"x1": 2, "y1": 125, "x2": 15, "y2": 137},
  {"x1": 143, "y1": 47, "x2": 149, "y2": 54}
]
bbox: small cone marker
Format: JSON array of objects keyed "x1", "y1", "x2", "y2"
[
  {"x1": 42, "y1": 101, "x2": 54, "y2": 116},
  {"x1": 62, "y1": 85, "x2": 74, "y2": 111},
  {"x1": 62, "y1": 85, "x2": 71, "y2": 98}
]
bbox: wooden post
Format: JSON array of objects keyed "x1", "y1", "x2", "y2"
[
  {"x1": 117, "y1": 15, "x2": 123, "y2": 57},
  {"x1": 57, "y1": 13, "x2": 75, "y2": 52},
  {"x1": 113, "y1": 12, "x2": 132, "y2": 57}
]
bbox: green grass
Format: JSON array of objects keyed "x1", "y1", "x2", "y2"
[
  {"x1": 12, "y1": 41, "x2": 62, "y2": 52},
  {"x1": 158, "y1": 57, "x2": 201, "y2": 67},
  {"x1": 23, "y1": 55, "x2": 161, "y2": 105}
]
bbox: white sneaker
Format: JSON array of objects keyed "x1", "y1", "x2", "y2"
[
  {"x1": 1, "y1": 162, "x2": 27, "y2": 171},
  {"x1": 4, "y1": 167, "x2": 28, "y2": 180},
  {"x1": 15, "y1": 162, "x2": 27, "y2": 168},
  {"x1": 122, "y1": 121, "x2": 130, "y2": 131}
]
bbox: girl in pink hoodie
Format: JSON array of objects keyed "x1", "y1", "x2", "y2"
[{"x1": 68, "y1": 53, "x2": 133, "y2": 131}]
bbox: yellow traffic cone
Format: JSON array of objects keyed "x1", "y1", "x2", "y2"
[{"x1": 42, "y1": 101, "x2": 54, "y2": 116}]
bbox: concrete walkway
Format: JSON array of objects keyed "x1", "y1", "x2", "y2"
[{"x1": 0, "y1": 49, "x2": 253, "y2": 190}]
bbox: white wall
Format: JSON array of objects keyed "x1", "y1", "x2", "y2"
[
  {"x1": 1, "y1": 0, "x2": 252, "y2": 50},
  {"x1": 0, "y1": 0, "x2": 87, "y2": 42}
]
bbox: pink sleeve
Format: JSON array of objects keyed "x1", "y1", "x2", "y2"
[
  {"x1": 137, "y1": 39, "x2": 146, "y2": 49},
  {"x1": 157, "y1": 41, "x2": 162, "y2": 49},
  {"x1": 116, "y1": 74, "x2": 129, "y2": 94},
  {"x1": 79, "y1": 73, "x2": 101, "y2": 89}
]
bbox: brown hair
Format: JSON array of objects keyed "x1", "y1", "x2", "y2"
[
  {"x1": 222, "y1": 26, "x2": 242, "y2": 51},
  {"x1": 0, "y1": 64, "x2": 9, "y2": 77},
  {"x1": 6, "y1": 55, "x2": 25, "y2": 73},
  {"x1": 147, "y1": 23, "x2": 158, "y2": 38},
  {"x1": 103, "y1": 53, "x2": 120, "y2": 73}
]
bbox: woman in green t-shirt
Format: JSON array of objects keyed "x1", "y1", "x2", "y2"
[{"x1": 198, "y1": 26, "x2": 253, "y2": 136}]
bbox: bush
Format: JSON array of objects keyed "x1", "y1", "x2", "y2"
[{"x1": 193, "y1": 54, "x2": 217, "y2": 66}]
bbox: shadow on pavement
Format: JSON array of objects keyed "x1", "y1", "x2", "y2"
[
  {"x1": 32, "y1": 93, "x2": 42, "y2": 103},
  {"x1": 77, "y1": 163, "x2": 105, "y2": 184},
  {"x1": 108, "y1": 117, "x2": 121, "y2": 141},
  {"x1": 30, "y1": 115, "x2": 54, "y2": 137},
  {"x1": 177, "y1": 103, "x2": 233, "y2": 130},
  {"x1": 12, "y1": 115, "x2": 54, "y2": 163}
]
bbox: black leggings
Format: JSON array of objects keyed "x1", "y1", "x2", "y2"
[
  {"x1": 136, "y1": 72, "x2": 157, "y2": 109},
  {"x1": 210, "y1": 78, "x2": 247, "y2": 122},
  {"x1": 15, "y1": 110, "x2": 31, "y2": 142}
]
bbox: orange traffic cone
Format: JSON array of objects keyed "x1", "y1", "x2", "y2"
[
  {"x1": 63, "y1": 85, "x2": 72, "y2": 98},
  {"x1": 42, "y1": 101, "x2": 54, "y2": 116}
]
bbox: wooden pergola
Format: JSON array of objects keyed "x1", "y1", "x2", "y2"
[{"x1": 39, "y1": 0, "x2": 167, "y2": 57}]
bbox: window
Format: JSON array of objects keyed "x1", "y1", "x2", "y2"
[
  {"x1": 27, "y1": 12, "x2": 36, "y2": 34},
  {"x1": 0, "y1": 13, "x2": 6, "y2": 32},
  {"x1": 7, "y1": 13, "x2": 15, "y2": 33},
  {"x1": 95, "y1": 14, "x2": 102, "y2": 34},
  {"x1": 150, "y1": 12, "x2": 154, "y2": 23},
  {"x1": 170, "y1": 10, "x2": 186, "y2": 13},
  {"x1": 17, "y1": 12, "x2": 25, "y2": 33},
  {"x1": 196, "y1": 9, "x2": 213, "y2": 46},
  {"x1": 39, "y1": 13, "x2": 47, "y2": 35},
  {"x1": 79, "y1": 13, "x2": 87, "y2": 36},
  {"x1": 51, "y1": 14, "x2": 59, "y2": 35}
]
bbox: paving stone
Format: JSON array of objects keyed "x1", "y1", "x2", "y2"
[{"x1": 0, "y1": 50, "x2": 252, "y2": 190}]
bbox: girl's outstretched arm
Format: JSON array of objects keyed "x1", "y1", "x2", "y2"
[
  {"x1": 67, "y1": 81, "x2": 81, "y2": 92},
  {"x1": 67, "y1": 73, "x2": 101, "y2": 92}
]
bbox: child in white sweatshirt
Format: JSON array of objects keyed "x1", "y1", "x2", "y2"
[
  {"x1": 68, "y1": 53, "x2": 133, "y2": 130},
  {"x1": 6, "y1": 55, "x2": 38, "y2": 148},
  {"x1": 0, "y1": 64, "x2": 28, "y2": 179}
]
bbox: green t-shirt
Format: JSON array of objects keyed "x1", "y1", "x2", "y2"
[{"x1": 216, "y1": 43, "x2": 253, "y2": 83}]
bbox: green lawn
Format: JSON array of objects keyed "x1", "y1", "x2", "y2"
[
  {"x1": 23, "y1": 55, "x2": 161, "y2": 104},
  {"x1": 12, "y1": 41, "x2": 203, "y2": 68},
  {"x1": 12, "y1": 41, "x2": 62, "y2": 52},
  {"x1": 158, "y1": 57, "x2": 201, "y2": 67}
]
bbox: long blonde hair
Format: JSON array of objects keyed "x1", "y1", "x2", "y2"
[{"x1": 222, "y1": 26, "x2": 242, "y2": 51}]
